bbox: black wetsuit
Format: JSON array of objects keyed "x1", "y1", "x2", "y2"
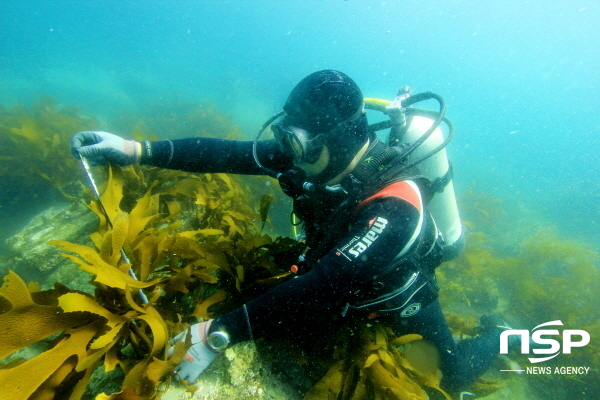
[{"x1": 141, "y1": 137, "x2": 500, "y2": 392}]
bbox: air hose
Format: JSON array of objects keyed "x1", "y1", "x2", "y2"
[{"x1": 364, "y1": 91, "x2": 454, "y2": 175}]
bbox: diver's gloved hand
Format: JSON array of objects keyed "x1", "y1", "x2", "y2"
[
  {"x1": 71, "y1": 131, "x2": 141, "y2": 166},
  {"x1": 170, "y1": 320, "x2": 218, "y2": 383}
]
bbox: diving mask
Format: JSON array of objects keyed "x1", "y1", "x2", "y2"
[
  {"x1": 271, "y1": 104, "x2": 365, "y2": 165},
  {"x1": 271, "y1": 124, "x2": 326, "y2": 164}
]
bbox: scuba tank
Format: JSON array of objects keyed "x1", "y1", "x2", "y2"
[{"x1": 365, "y1": 87, "x2": 464, "y2": 261}]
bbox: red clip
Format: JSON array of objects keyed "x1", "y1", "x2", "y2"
[{"x1": 290, "y1": 265, "x2": 299, "y2": 274}]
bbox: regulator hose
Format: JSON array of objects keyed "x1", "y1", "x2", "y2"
[
  {"x1": 252, "y1": 110, "x2": 285, "y2": 178},
  {"x1": 396, "y1": 108, "x2": 454, "y2": 174},
  {"x1": 393, "y1": 91, "x2": 446, "y2": 160}
]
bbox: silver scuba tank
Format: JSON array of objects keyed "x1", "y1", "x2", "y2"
[{"x1": 365, "y1": 90, "x2": 465, "y2": 261}]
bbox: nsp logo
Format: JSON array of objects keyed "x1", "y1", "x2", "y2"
[
  {"x1": 347, "y1": 217, "x2": 388, "y2": 258},
  {"x1": 500, "y1": 320, "x2": 590, "y2": 363}
]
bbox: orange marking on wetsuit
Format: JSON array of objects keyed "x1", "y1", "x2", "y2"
[{"x1": 358, "y1": 181, "x2": 421, "y2": 212}]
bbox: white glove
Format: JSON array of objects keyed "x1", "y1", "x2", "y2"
[
  {"x1": 71, "y1": 131, "x2": 141, "y2": 166},
  {"x1": 170, "y1": 320, "x2": 218, "y2": 383}
]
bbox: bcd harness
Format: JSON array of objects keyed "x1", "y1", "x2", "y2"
[{"x1": 287, "y1": 134, "x2": 449, "y2": 317}]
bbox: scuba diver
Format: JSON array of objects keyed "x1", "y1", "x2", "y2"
[{"x1": 71, "y1": 70, "x2": 508, "y2": 393}]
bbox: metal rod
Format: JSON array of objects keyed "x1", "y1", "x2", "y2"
[{"x1": 80, "y1": 157, "x2": 149, "y2": 304}]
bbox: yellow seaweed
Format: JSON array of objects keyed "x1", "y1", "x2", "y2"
[
  {"x1": 111, "y1": 213, "x2": 130, "y2": 264},
  {"x1": 0, "y1": 96, "x2": 97, "y2": 202},
  {"x1": 51, "y1": 242, "x2": 160, "y2": 290},
  {"x1": 0, "y1": 271, "x2": 98, "y2": 359},
  {"x1": 1, "y1": 100, "x2": 302, "y2": 399},
  {"x1": 303, "y1": 360, "x2": 345, "y2": 400},
  {"x1": 191, "y1": 289, "x2": 227, "y2": 320},
  {"x1": 59, "y1": 292, "x2": 127, "y2": 329},
  {"x1": 0, "y1": 321, "x2": 104, "y2": 400},
  {"x1": 305, "y1": 325, "x2": 449, "y2": 400},
  {"x1": 137, "y1": 306, "x2": 168, "y2": 356}
]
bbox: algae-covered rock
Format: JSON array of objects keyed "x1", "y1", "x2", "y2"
[
  {"x1": 161, "y1": 341, "x2": 303, "y2": 400},
  {"x1": 4, "y1": 201, "x2": 97, "y2": 290}
]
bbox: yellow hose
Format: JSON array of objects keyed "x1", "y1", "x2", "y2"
[
  {"x1": 364, "y1": 98, "x2": 391, "y2": 112},
  {"x1": 292, "y1": 213, "x2": 298, "y2": 238}
]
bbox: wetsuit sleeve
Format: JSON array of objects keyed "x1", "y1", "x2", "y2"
[
  {"x1": 140, "y1": 137, "x2": 293, "y2": 175},
  {"x1": 216, "y1": 188, "x2": 423, "y2": 343}
]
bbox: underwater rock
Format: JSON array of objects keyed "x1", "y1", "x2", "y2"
[
  {"x1": 160, "y1": 341, "x2": 303, "y2": 400},
  {"x1": 5, "y1": 202, "x2": 97, "y2": 289}
]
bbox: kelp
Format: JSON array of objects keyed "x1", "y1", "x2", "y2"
[
  {"x1": 0, "y1": 271, "x2": 98, "y2": 361},
  {"x1": 0, "y1": 161, "x2": 302, "y2": 399},
  {"x1": 0, "y1": 270, "x2": 104, "y2": 400},
  {"x1": 492, "y1": 231, "x2": 600, "y2": 327},
  {"x1": 437, "y1": 224, "x2": 600, "y2": 331},
  {"x1": 437, "y1": 230, "x2": 503, "y2": 312},
  {"x1": 0, "y1": 95, "x2": 97, "y2": 202},
  {"x1": 304, "y1": 325, "x2": 452, "y2": 400},
  {"x1": 437, "y1": 190, "x2": 600, "y2": 397}
]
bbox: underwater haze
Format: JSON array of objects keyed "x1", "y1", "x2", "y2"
[
  {"x1": 2, "y1": 0, "x2": 599, "y2": 245},
  {"x1": 1, "y1": 1, "x2": 600, "y2": 399}
]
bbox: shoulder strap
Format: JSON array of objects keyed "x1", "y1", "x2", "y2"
[
  {"x1": 356, "y1": 180, "x2": 423, "y2": 213},
  {"x1": 341, "y1": 136, "x2": 428, "y2": 203},
  {"x1": 355, "y1": 180, "x2": 425, "y2": 262}
]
